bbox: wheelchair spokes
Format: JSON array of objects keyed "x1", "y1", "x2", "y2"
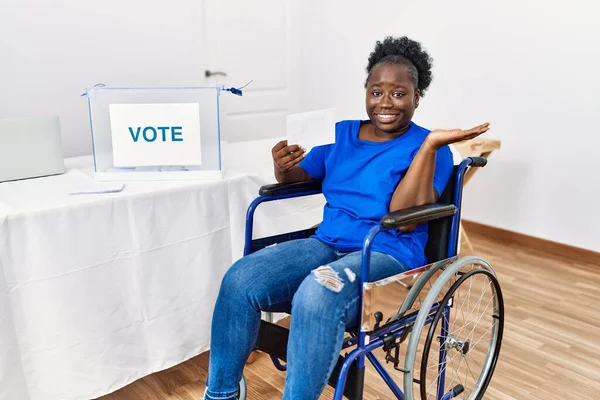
[
  {"x1": 402, "y1": 257, "x2": 504, "y2": 400},
  {"x1": 419, "y1": 264, "x2": 504, "y2": 400},
  {"x1": 250, "y1": 256, "x2": 503, "y2": 400},
  {"x1": 362, "y1": 258, "x2": 457, "y2": 333}
]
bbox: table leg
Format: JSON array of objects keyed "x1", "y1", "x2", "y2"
[{"x1": 460, "y1": 223, "x2": 475, "y2": 254}]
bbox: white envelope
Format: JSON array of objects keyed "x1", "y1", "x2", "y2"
[{"x1": 286, "y1": 108, "x2": 336, "y2": 153}]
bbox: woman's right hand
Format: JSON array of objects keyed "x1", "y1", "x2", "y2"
[{"x1": 272, "y1": 140, "x2": 306, "y2": 172}]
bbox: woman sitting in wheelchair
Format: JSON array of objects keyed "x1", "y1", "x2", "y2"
[{"x1": 205, "y1": 36, "x2": 489, "y2": 400}]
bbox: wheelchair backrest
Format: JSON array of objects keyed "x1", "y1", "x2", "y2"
[{"x1": 424, "y1": 165, "x2": 458, "y2": 263}]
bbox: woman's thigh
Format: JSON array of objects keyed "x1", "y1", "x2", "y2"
[
  {"x1": 220, "y1": 238, "x2": 338, "y2": 311},
  {"x1": 291, "y1": 251, "x2": 409, "y2": 327}
]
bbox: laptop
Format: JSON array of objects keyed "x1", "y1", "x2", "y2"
[{"x1": 0, "y1": 115, "x2": 66, "y2": 182}]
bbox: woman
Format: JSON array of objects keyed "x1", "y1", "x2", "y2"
[{"x1": 205, "y1": 36, "x2": 489, "y2": 399}]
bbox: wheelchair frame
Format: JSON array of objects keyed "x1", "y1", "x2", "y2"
[{"x1": 241, "y1": 157, "x2": 504, "y2": 400}]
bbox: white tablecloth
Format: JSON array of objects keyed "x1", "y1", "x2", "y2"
[{"x1": 0, "y1": 140, "x2": 324, "y2": 400}]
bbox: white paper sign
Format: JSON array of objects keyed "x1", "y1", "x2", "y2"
[
  {"x1": 286, "y1": 108, "x2": 336, "y2": 153},
  {"x1": 109, "y1": 103, "x2": 202, "y2": 167}
]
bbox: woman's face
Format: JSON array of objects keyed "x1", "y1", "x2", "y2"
[{"x1": 365, "y1": 63, "x2": 420, "y2": 136}]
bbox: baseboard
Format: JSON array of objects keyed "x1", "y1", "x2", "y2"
[{"x1": 462, "y1": 220, "x2": 600, "y2": 266}]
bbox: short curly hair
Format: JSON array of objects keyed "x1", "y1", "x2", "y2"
[{"x1": 365, "y1": 36, "x2": 433, "y2": 96}]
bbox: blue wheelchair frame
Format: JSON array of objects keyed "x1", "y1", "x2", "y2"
[{"x1": 243, "y1": 157, "x2": 485, "y2": 400}]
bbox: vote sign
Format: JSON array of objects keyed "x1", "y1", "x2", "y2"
[{"x1": 109, "y1": 103, "x2": 202, "y2": 167}]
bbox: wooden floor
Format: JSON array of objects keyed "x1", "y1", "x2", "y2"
[{"x1": 98, "y1": 231, "x2": 600, "y2": 399}]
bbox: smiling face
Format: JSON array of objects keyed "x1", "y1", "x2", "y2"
[{"x1": 365, "y1": 62, "x2": 420, "y2": 138}]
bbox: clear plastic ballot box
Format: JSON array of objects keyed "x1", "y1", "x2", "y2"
[{"x1": 84, "y1": 85, "x2": 241, "y2": 181}]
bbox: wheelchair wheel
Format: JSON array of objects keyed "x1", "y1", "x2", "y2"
[
  {"x1": 403, "y1": 256, "x2": 504, "y2": 400},
  {"x1": 237, "y1": 374, "x2": 247, "y2": 400}
]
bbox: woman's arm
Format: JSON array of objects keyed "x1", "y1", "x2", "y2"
[
  {"x1": 388, "y1": 140, "x2": 438, "y2": 212},
  {"x1": 275, "y1": 164, "x2": 311, "y2": 183},
  {"x1": 389, "y1": 123, "x2": 490, "y2": 213}
]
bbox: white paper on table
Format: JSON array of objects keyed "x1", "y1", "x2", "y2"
[
  {"x1": 286, "y1": 108, "x2": 336, "y2": 153},
  {"x1": 68, "y1": 184, "x2": 124, "y2": 195},
  {"x1": 66, "y1": 170, "x2": 125, "y2": 195}
]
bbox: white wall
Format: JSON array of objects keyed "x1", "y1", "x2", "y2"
[
  {"x1": 296, "y1": 0, "x2": 600, "y2": 252},
  {"x1": 2, "y1": 0, "x2": 598, "y2": 252},
  {"x1": 0, "y1": 0, "x2": 303, "y2": 154},
  {"x1": 0, "y1": 0, "x2": 206, "y2": 157}
]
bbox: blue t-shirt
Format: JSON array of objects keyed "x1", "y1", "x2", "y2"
[{"x1": 299, "y1": 120, "x2": 453, "y2": 269}]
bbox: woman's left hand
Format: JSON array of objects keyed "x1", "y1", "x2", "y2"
[{"x1": 425, "y1": 122, "x2": 490, "y2": 150}]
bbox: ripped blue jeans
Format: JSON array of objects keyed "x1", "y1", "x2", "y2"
[{"x1": 205, "y1": 238, "x2": 408, "y2": 400}]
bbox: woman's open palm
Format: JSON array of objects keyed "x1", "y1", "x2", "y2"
[{"x1": 426, "y1": 122, "x2": 490, "y2": 150}]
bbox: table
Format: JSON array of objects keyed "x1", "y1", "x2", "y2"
[{"x1": 0, "y1": 140, "x2": 324, "y2": 400}]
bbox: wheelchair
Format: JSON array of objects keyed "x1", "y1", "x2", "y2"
[{"x1": 238, "y1": 157, "x2": 504, "y2": 400}]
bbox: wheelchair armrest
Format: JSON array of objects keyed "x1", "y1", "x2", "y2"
[
  {"x1": 259, "y1": 179, "x2": 322, "y2": 197},
  {"x1": 468, "y1": 156, "x2": 487, "y2": 167},
  {"x1": 380, "y1": 203, "x2": 456, "y2": 229}
]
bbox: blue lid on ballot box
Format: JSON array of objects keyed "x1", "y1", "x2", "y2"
[{"x1": 84, "y1": 85, "x2": 241, "y2": 181}]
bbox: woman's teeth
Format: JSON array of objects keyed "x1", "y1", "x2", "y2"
[{"x1": 377, "y1": 114, "x2": 397, "y2": 122}]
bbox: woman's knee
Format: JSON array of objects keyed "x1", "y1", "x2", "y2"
[
  {"x1": 218, "y1": 258, "x2": 258, "y2": 298},
  {"x1": 292, "y1": 267, "x2": 354, "y2": 319},
  {"x1": 217, "y1": 258, "x2": 270, "y2": 310}
]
